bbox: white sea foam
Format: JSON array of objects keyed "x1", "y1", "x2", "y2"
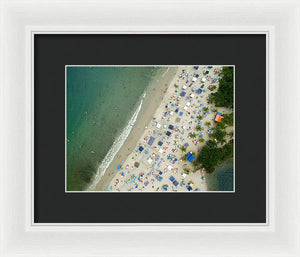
[{"x1": 88, "y1": 93, "x2": 145, "y2": 190}]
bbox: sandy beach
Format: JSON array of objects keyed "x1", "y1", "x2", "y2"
[{"x1": 92, "y1": 66, "x2": 232, "y2": 192}]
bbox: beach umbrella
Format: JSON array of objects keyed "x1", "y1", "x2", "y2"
[{"x1": 117, "y1": 165, "x2": 121, "y2": 170}]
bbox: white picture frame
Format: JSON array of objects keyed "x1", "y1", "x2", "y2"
[{"x1": 0, "y1": 0, "x2": 299, "y2": 256}]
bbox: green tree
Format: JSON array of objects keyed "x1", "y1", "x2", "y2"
[
  {"x1": 190, "y1": 133, "x2": 197, "y2": 139},
  {"x1": 207, "y1": 140, "x2": 217, "y2": 148},
  {"x1": 197, "y1": 115, "x2": 203, "y2": 120},
  {"x1": 223, "y1": 112, "x2": 234, "y2": 126},
  {"x1": 191, "y1": 161, "x2": 199, "y2": 170},
  {"x1": 180, "y1": 145, "x2": 187, "y2": 153},
  {"x1": 216, "y1": 122, "x2": 227, "y2": 130},
  {"x1": 183, "y1": 168, "x2": 190, "y2": 174},
  {"x1": 196, "y1": 140, "x2": 234, "y2": 173},
  {"x1": 199, "y1": 138, "x2": 205, "y2": 143},
  {"x1": 213, "y1": 129, "x2": 227, "y2": 144},
  {"x1": 205, "y1": 121, "x2": 211, "y2": 127},
  {"x1": 182, "y1": 155, "x2": 188, "y2": 161},
  {"x1": 196, "y1": 126, "x2": 202, "y2": 131},
  {"x1": 203, "y1": 107, "x2": 209, "y2": 112},
  {"x1": 211, "y1": 67, "x2": 234, "y2": 108},
  {"x1": 207, "y1": 97, "x2": 214, "y2": 104}
]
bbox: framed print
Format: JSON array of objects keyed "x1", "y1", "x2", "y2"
[
  {"x1": 34, "y1": 34, "x2": 265, "y2": 223},
  {"x1": 1, "y1": 0, "x2": 300, "y2": 257}
]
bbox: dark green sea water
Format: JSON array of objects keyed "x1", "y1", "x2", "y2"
[
  {"x1": 206, "y1": 160, "x2": 234, "y2": 191},
  {"x1": 66, "y1": 66, "x2": 159, "y2": 191}
]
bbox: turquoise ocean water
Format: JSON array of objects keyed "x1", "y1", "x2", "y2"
[
  {"x1": 205, "y1": 160, "x2": 234, "y2": 191},
  {"x1": 66, "y1": 66, "x2": 159, "y2": 191}
]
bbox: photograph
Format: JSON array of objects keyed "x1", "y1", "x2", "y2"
[{"x1": 66, "y1": 65, "x2": 234, "y2": 192}]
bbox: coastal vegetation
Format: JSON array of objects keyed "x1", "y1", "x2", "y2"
[
  {"x1": 209, "y1": 126, "x2": 227, "y2": 144},
  {"x1": 203, "y1": 107, "x2": 209, "y2": 112},
  {"x1": 210, "y1": 67, "x2": 234, "y2": 108},
  {"x1": 208, "y1": 85, "x2": 217, "y2": 91},
  {"x1": 180, "y1": 145, "x2": 187, "y2": 153},
  {"x1": 188, "y1": 66, "x2": 234, "y2": 174},
  {"x1": 190, "y1": 132, "x2": 197, "y2": 138},
  {"x1": 199, "y1": 138, "x2": 205, "y2": 143},
  {"x1": 182, "y1": 155, "x2": 188, "y2": 161},
  {"x1": 195, "y1": 140, "x2": 233, "y2": 173},
  {"x1": 223, "y1": 112, "x2": 234, "y2": 126}
]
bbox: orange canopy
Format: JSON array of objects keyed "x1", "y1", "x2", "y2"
[{"x1": 215, "y1": 114, "x2": 224, "y2": 122}]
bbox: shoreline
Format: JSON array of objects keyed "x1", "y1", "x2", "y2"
[
  {"x1": 205, "y1": 159, "x2": 234, "y2": 191},
  {"x1": 92, "y1": 67, "x2": 179, "y2": 191}
]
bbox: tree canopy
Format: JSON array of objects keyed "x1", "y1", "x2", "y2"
[
  {"x1": 196, "y1": 140, "x2": 234, "y2": 173},
  {"x1": 211, "y1": 67, "x2": 234, "y2": 108},
  {"x1": 222, "y1": 112, "x2": 234, "y2": 126}
]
